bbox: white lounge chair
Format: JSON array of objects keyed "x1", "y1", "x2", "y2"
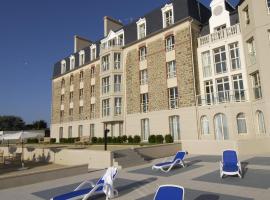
[
  {"x1": 220, "y1": 150, "x2": 242, "y2": 178},
  {"x1": 51, "y1": 167, "x2": 118, "y2": 200},
  {"x1": 152, "y1": 151, "x2": 187, "y2": 173},
  {"x1": 154, "y1": 185, "x2": 184, "y2": 200}
]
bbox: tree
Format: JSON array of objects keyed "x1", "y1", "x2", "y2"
[
  {"x1": 32, "y1": 120, "x2": 47, "y2": 130},
  {"x1": 0, "y1": 116, "x2": 25, "y2": 131}
]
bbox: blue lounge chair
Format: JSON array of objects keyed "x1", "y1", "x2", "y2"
[
  {"x1": 154, "y1": 185, "x2": 184, "y2": 200},
  {"x1": 220, "y1": 150, "x2": 242, "y2": 178},
  {"x1": 51, "y1": 167, "x2": 118, "y2": 200},
  {"x1": 152, "y1": 151, "x2": 187, "y2": 173}
]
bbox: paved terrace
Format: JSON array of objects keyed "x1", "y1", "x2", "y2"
[{"x1": 0, "y1": 154, "x2": 269, "y2": 200}]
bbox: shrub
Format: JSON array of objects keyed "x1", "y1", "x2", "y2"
[
  {"x1": 165, "y1": 134, "x2": 174, "y2": 143},
  {"x1": 59, "y1": 138, "x2": 78, "y2": 144},
  {"x1": 112, "y1": 137, "x2": 118, "y2": 143},
  {"x1": 97, "y1": 137, "x2": 104, "y2": 143},
  {"x1": 133, "y1": 135, "x2": 141, "y2": 144},
  {"x1": 91, "y1": 137, "x2": 98, "y2": 144},
  {"x1": 117, "y1": 136, "x2": 123, "y2": 144},
  {"x1": 50, "y1": 138, "x2": 56, "y2": 144},
  {"x1": 27, "y1": 138, "x2": 39, "y2": 144},
  {"x1": 156, "y1": 135, "x2": 164, "y2": 144},
  {"x1": 122, "y1": 135, "x2": 128, "y2": 143},
  {"x1": 148, "y1": 135, "x2": 156, "y2": 144},
  {"x1": 107, "y1": 136, "x2": 112, "y2": 143},
  {"x1": 128, "y1": 136, "x2": 134, "y2": 143}
]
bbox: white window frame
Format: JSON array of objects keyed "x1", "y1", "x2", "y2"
[
  {"x1": 136, "y1": 18, "x2": 146, "y2": 40},
  {"x1": 167, "y1": 60, "x2": 176, "y2": 78},
  {"x1": 229, "y1": 42, "x2": 241, "y2": 70},
  {"x1": 161, "y1": 3, "x2": 174, "y2": 28},
  {"x1": 139, "y1": 46, "x2": 147, "y2": 61},
  {"x1": 165, "y1": 35, "x2": 175, "y2": 52},
  {"x1": 216, "y1": 77, "x2": 230, "y2": 103},
  {"x1": 70, "y1": 55, "x2": 75, "y2": 70},
  {"x1": 232, "y1": 74, "x2": 245, "y2": 102},
  {"x1": 79, "y1": 88, "x2": 84, "y2": 100},
  {"x1": 114, "y1": 97, "x2": 122, "y2": 116},
  {"x1": 114, "y1": 53, "x2": 121, "y2": 69},
  {"x1": 61, "y1": 60, "x2": 66, "y2": 74},
  {"x1": 251, "y1": 71, "x2": 262, "y2": 100},
  {"x1": 90, "y1": 66, "x2": 95, "y2": 78},
  {"x1": 90, "y1": 44, "x2": 97, "y2": 61},
  {"x1": 102, "y1": 76, "x2": 110, "y2": 94},
  {"x1": 201, "y1": 116, "x2": 210, "y2": 135},
  {"x1": 79, "y1": 50, "x2": 85, "y2": 66},
  {"x1": 214, "y1": 113, "x2": 229, "y2": 140},
  {"x1": 140, "y1": 93, "x2": 149, "y2": 113},
  {"x1": 213, "y1": 46, "x2": 227, "y2": 74},
  {"x1": 201, "y1": 51, "x2": 212, "y2": 78},
  {"x1": 102, "y1": 99, "x2": 110, "y2": 117},
  {"x1": 114, "y1": 75, "x2": 121, "y2": 92},
  {"x1": 168, "y1": 87, "x2": 179, "y2": 109},
  {"x1": 102, "y1": 55, "x2": 110, "y2": 71},
  {"x1": 237, "y1": 113, "x2": 247, "y2": 134},
  {"x1": 140, "y1": 69, "x2": 148, "y2": 85}
]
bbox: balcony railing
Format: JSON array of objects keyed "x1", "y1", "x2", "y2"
[
  {"x1": 140, "y1": 78, "x2": 148, "y2": 85},
  {"x1": 198, "y1": 24, "x2": 241, "y2": 47},
  {"x1": 167, "y1": 71, "x2": 176, "y2": 79},
  {"x1": 166, "y1": 44, "x2": 175, "y2": 52},
  {"x1": 141, "y1": 103, "x2": 149, "y2": 113},
  {"x1": 196, "y1": 90, "x2": 247, "y2": 106},
  {"x1": 100, "y1": 43, "x2": 123, "y2": 54},
  {"x1": 169, "y1": 98, "x2": 179, "y2": 109}
]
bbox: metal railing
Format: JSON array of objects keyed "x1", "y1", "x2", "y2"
[
  {"x1": 198, "y1": 24, "x2": 241, "y2": 47},
  {"x1": 169, "y1": 98, "x2": 179, "y2": 109},
  {"x1": 141, "y1": 103, "x2": 149, "y2": 113},
  {"x1": 166, "y1": 44, "x2": 175, "y2": 52},
  {"x1": 140, "y1": 78, "x2": 148, "y2": 85},
  {"x1": 167, "y1": 71, "x2": 176, "y2": 79},
  {"x1": 196, "y1": 90, "x2": 247, "y2": 106},
  {"x1": 165, "y1": 17, "x2": 173, "y2": 27}
]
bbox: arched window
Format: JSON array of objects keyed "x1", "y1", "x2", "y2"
[
  {"x1": 61, "y1": 79, "x2": 65, "y2": 88},
  {"x1": 214, "y1": 113, "x2": 229, "y2": 140},
  {"x1": 201, "y1": 116, "x2": 210, "y2": 135},
  {"x1": 237, "y1": 113, "x2": 247, "y2": 134},
  {"x1": 257, "y1": 110, "x2": 266, "y2": 134}
]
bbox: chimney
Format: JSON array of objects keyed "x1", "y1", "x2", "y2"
[
  {"x1": 74, "y1": 35, "x2": 92, "y2": 53},
  {"x1": 104, "y1": 16, "x2": 123, "y2": 37}
]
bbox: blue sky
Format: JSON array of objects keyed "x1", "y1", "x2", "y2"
[{"x1": 0, "y1": 0, "x2": 238, "y2": 124}]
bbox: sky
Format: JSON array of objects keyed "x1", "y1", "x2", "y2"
[{"x1": 0, "y1": 0, "x2": 238, "y2": 125}]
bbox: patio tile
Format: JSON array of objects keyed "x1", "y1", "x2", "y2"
[{"x1": 243, "y1": 157, "x2": 270, "y2": 166}]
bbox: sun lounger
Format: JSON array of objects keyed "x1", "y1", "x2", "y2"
[
  {"x1": 154, "y1": 185, "x2": 184, "y2": 200},
  {"x1": 220, "y1": 150, "x2": 242, "y2": 178},
  {"x1": 152, "y1": 151, "x2": 187, "y2": 173},
  {"x1": 51, "y1": 167, "x2": 118, "y2": 200}
]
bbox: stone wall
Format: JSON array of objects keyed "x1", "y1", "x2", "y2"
[
  {"x1": 95, "y1": 64, "x2": 101, "y2": 118},
  {"x1": 51, "y1": 80, "x2": 61, "y2": 124}
]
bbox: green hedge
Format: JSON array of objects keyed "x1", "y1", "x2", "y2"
[
  {"x1": 27, "y1": 138, "x2": 39, "y2": 144},
  {"x1": 156, "y1": 135, "x2": 164, "y2": 144},
  {"x1": 59, "y1": 138, "x2": 79, "y2": 144},
  {"x1": 148, "y1": 135, "x2": 156, "y2": 143},
  {"x1": 50, "y1": 138, "x2": 56, "y2": 144},
  {"x1": 91, "y1": 135, "x2": 140, "y2": 144},
  {"x1": 165, "y1": 134, "x2": 174, "y2": 143}
]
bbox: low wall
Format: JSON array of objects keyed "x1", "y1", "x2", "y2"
[
  {"x1": 237, "y1": 139, "x2": 270, "y2": 155},
  {"x1": 135, "y1": 143, "x2": 181, "y2": 160},
  {"x1": 0, "y1": 147, "x2": 112, "y2": 169},
  {"x1": 0, "y1": 164, "x2": 88, "y2": 190}
]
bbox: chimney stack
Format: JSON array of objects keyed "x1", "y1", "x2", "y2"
[
  {"x1": 74, "y1": 35, "x2": 92, "y2": 53},
  {"x1": 104, "y1": 16, "x2": 123, "y2": 37}
]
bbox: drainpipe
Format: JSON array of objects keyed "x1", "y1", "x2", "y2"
[{"x1": 189, "y1": 19, "x2": 200, "y2": 141}]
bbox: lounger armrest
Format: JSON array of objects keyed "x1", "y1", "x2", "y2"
[
  {"x1": 74, "y1": 180, "x2": 95, "y2": 191},
  {"x1": 220, "y1": 161, "x2": 223, "y2": 168},
  {"x1": 237, "y1": 161, "x2": 242, "y2": 172},
  {"x1": 82, "y1": 183, "x2": 105, "y2": 200}
]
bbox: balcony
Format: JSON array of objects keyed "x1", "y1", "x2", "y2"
[
  {"x1": 198, "y1": 24, "x2": 241, "y2": 47},
  {"x1": 196, "y1": 90, "x2": 248, "y2": 106},
  {"x1": 100, "y1": 43, "x2": 123, "y2": 55},
  {"x1": 169, "y1": 98, "x2": 179, "y2": 109}
]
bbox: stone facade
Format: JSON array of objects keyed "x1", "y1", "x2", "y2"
[
  {"x1": 147, "y1": 38, "x2": 168, "y2": 111},
  {"x1": 51, "y1": 80, "x2": 61, "y2": 124},
  {"x1": 175, "y1": 27, "x2": 196, "y2": 107},
  {"x1": 95, "y1": 64, "x2": 101, "y2": 118}
]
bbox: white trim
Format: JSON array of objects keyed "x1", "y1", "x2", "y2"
[
  {"x1": 136, "y1": 18, "x2": 147, "y2": 40},
  {"x1": 61, "y1": 60, "x2": 66, "y2": 74},
  {"x1": 69, "y1": 55, "x2": 75, "y2": 70},
  {"x1": 79, "y1": 50, "x2": 85, "y2": 66},
  {"x1": 90, "y1": 44, "x2": 97, "y2": 61},
  {"x1": 161, "y1": 3, "x2": 174, "y2": 28}
]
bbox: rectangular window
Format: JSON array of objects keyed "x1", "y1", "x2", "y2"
[
  {"x1": 90, "y1": 66, "x2": 95, "y2": 78},
  {"x1": 243, "y1": 6, "x2": 250, "y2": 25},
  {"x1": 202, "y1": 51, "x2": 212, "y2": 78},
  {"x1": 102, "y1": 76, "x2": 110, "y2": 94},
  {"x1": 214, "y1": 46, "x2": 227, "y2": 74},
  {"x1": 114, "y1": 75, "x2": 121, "y2": 92},
  {"x1": 216, "y1": 77, "x2": 230, "y2": 103},
  {"x1": 70, "y1": 75, "x2": 74, "y2": 85},
  {"x1": 114, "y1": 97, "x2": 122, "y2": 116},
  {"x1": 70, "y1": 57, "x2": 75, "y2": 70},
  {"x1": 233, "y1": 74, "x2": 245, "y2": 102},
  {"x1": 68, "y1": 126, "x2": 72, "y2": 138},
  {"x1": 140, "y1": 69, "x2": 148, "y2": 85},
  {"x1": 59, "y1": 127, "x2": 63, "y2": 139},
  {"x1": 169, "y1": 116, "x2": 180, "y2": 140},
  {"x1": 102, "y1": 55, "x2": 110, "y2": 71},
  {"x1": 165, "y1": 35, "x2": 175, "y2": 52},
  {"x1": 79, "y1": 106, "x2": 84, "y2": 115},
  {"x1": 140, "y1": 93, "x2": 149, "y2": 113},
  {"x1": 102, "y1": 99, "x2": 110, "y2": 117},
  {"x1": 69, "y1": 108, "x2": 73, "y2": 116},
  {"x1": 79, "y1": 89, "x2": 84, "y2": 100},
  {"x1": 79, "y1": 53, "x2": 85, "y2": 66},
  {"x1": 91, "y1": 48, "x2": 96, "y2": 61},
  {"x1": 168, "y1": 87, "x2": 179, "y2": 109},
  {"x1": 90, "y1": 124, "x2": 95, "y2": 138},
  {"x1": 78, "y1": 125, "x2": 83, "y2": 137},
  {"x1": 114, "y1": 53, "x2": 121, "y2": 69},
  {"x1": 61, "y1": 61, "x2": 66, "y2": 74},
  {"x1": 204, "y1": 80, "x2": 214, "y2": 105},
  {"x1": 139, "y1": 46, "x2": 147, "y2": 61},
  {"x1": 167, "y1": 60, "x2": 176, "y2": 78},
  {"x1": 69, "y1": 92, "x2": 73, "y2": 102},
  {"x1": 229, "y1": 42, "x2": 241, "y2": 70},
  {"x1": 141, "y1": 118, "x2": 150, "y2": 141},
  {"x1": 138, "y1": 23, "x2": 146, "y2": 39},
  {"x1": 90, "y1": 104, "x2": 95, "y2": 119},
  {"x1": 90, "y1": 86, "x2": 95, "y2": 97},
  {"x1": 60, "y1": 94, "x2": 64, "y2": 104},
  {"x1": 79, "y1": 71, "x2": 84, "y2": 82},
  {"x1": 247, "y1": 37, "x2": 256, "y2": 64},
  {"x1": 60, "y1": 110, "x2": 64, "y2": 121},
  {"x1": 165, "y1": 10, "x2": 173, "y2": 27},
  {"x1": 251, "y1": 71, "x2": 262, "y2": 99}
]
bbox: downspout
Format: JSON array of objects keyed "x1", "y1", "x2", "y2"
[{"x1": 189, "y1": 19, "x2": 200, "y2": 141}]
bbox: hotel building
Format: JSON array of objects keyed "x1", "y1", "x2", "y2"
[{"x1": 51, "y1": 0, "x2": 270, "y2": 154}]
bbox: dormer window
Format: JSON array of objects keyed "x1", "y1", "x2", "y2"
[
  {"x1": 136, "y1": 18, "x2": 146, "y2": 40},
  {"x1": 61, "y1": 60, "x2": 66, "y2": 74},
  {"x1": 90, "y1": 45, "x2": 96, "y2": 61},
  {"x1": 79, "y1": 50, "x2": 85, "y2": 66},
  {"x1": 243, "y1": 6, "x2": 250, "y2": 25},
  {"x1": 214, "y1": 24, "x2": 226, "y2": 32},
  {"x1": 70, "y1": 55, "x2": 75, "y2": 70},
  {"x1": 162, "y1": 4, "x2": 174, "y2": 28},
  {"x1": 165, "y1": 35, "x2": 175, "y2": 52},
  {"x1": 118, "y1": 34, "x2": 124, "y2": 46}
]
